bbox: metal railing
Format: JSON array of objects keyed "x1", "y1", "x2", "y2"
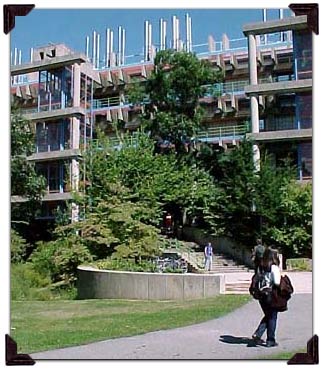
[{"x1": 196, "y1": 123, "x2": 250, "y2": 141}]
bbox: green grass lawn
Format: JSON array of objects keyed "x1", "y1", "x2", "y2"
[
  {"x1": 11, "y1": 295, "x2": 250, "y2": 354},
  {"x1": 258, "y1": 348, "x2": 307, "y2": 360}
]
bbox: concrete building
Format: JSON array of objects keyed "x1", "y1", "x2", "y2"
[
  {"x1": 243, "y1": 14, "x2": 312, "y2": 178},
  {"x1": 10, "y1": 10, "x2": 312, "y2": 229}
]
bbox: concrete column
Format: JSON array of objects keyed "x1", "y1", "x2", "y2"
[
  {"x1": 71, "y1": 158, "x2": 79, "y2": 192},
  {"x1": 71, "y1": 202, "x2": 79, "y2": 223},
  {"x1": 71, "y1": 117, "x2": 80, "y2": 149},
  {"x1": 248, "y1": 34, "x2": 258, "y2": 85},
  {"x1": 72, "y1": 63, "x2": 81, "y2": 107},
  {"x1": 253, "y1": 144, "x2": 260, "y2": 172},
  {"x1": 250, "y1": 95, "x2": 259, "y2": 133}
]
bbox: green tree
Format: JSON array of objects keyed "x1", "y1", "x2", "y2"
[
  {"x1": 127, "y1": 50, "x2": 222, "y2": 153},
  {"x1": 11, "y1": 106, "x2": 45, "y2": 224},
  {"x1": 268, "y1": 182, "x2": 312, "y2": 258}
]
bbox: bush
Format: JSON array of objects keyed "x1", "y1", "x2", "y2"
[
  {"x1": 10, "y1": 229, "x2": 29, "y2": 263},
  {"x1": 11, "y1": 263, "x2": 52, "y2": 301},
  {"x1": 94, "y1": 258, "x2": 158, "y2": 272},
  {"x1": 30, "y1": 236, "x2": 93, "y2": 284},
  {"x1": 286, "y1": 258, "x2": 312, "y2": 271}
]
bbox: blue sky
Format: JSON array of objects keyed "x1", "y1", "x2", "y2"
[{"x1": 11, "y1": 8, "x2": 292, "y2": 64}]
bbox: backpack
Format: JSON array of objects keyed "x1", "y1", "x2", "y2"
[
  {"x1": 270, "y1": 275, "x2": 294, "y2": 311},
  {"x1": 249, "y1": 271, "x2": 272, "y2": 302},
  {"x1": 249, "y1": 273, "x2": 294, "y2": 311}
]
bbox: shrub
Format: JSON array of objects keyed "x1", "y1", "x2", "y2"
[
  {"x1": 94, "y1": 258, "x2": 157, "y2": 272},
  {"x1": 30, "y1": 236, "x2": 93, "y2": 284},
  {"x1": 11, "y1": 263, "x2": 52, "y2": 301},
  {"x1": 10, "y1": 229, "x2": 29, "y2": 263}
]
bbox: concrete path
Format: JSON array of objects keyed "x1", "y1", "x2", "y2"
[{"x1": 31, "y1": 272, "x2": 312, "y2": 360}]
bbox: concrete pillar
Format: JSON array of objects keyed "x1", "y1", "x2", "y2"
[
  {"x1": 71, "y1": 202, "x2": 79, "y2": 223},
  {"x1": 208, "y1": 35, "x2": 216, "y2": 52},
  {"x1": 250, "y1": 95, "x2": 259, "y2": 133},
  {"x1": 71, "y1": 158, "x2": 79, "y2": 192},
  {"x1": 71, "y1": 117, "x2": 80, "y2": 149},
  {"x1": 222, "y1": 33, "x2": 230, "y2": 50},
  {"x1": 252, "y1": 144, "x2": 260, "y2": 172},
  {"x1": 248, "y1": 34, "x2": 258, "y2": 85},
  {"x1": 73, "y1": 63, "x2": 81, "y2": 107}
]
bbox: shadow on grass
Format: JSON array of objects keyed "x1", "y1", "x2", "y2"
[{"x1": 219, "y1": 335, "x2": 260, "y2": 348}]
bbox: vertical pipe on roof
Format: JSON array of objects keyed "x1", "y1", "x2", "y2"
[
  {"x1": 262, "y1": 9, "x2": 267, "y2": 44},
  {"x1": 110, "y1": 30, "x2": 114, "y2": 66},
  {"x1": 106, "y1": 28, "x2": 110, "y2": 67},
  {"x1": 14, "y1": 48, "x2": 18, "y2": 65},
  {"x1": 118, "y1": 26, "x2": 122, "y2": 66},
  {"x1": 105, "y1": 28, "x2": 110, "y2": 67},
  {"x1": 10, "y1": 51, "x2": 13, "y2": 65},
  {"x1": 185, "y1": 13, "x2": 189, "y2": 51},
  {"x1": 163, "y1": 20, "x2": 167, "y2": 50},
  {"x1": 144, "y1": 20, "x2": 148, "y2": 61},
  {"x1": 159, "y1": 18, "x2": 163, "y2": 51},
  {"x1": 96, "y1": 33, "x2": 100, "y2": 69},
  {"x1": 18, "y1": 49, "x2": 22, "y2": 64},
  {"x1": 85, "y1": 36, "x2": 90, "y2": 58},
  {"x1": 148, "y1": 23, "x2": 152, "y2": 61},
  {"x1": 30, "y1": 48, "x2": 33, "y2": 63},
  {"x1": 92, "y1": 30, "x2": 96, "y2": 67},
  {"x1": 172, "y1": 15, "x2": 176, "y2": 49},
  {"x1": 122, "y1": 28, "x2": 125, "y2": 65},
  {"x1": 279, "y1": 9, "x2": 285, "y2": 42},
  {"x1": 176, "y1": 17, "x2": 180, "y2": 50}
]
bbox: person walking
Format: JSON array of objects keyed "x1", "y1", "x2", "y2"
[
  {"x1": 252, "y1": 247, "x2": 281, "y2": 347},
  {"x1": 251, "y1": 238, "x2": 265, "y2": 273},
  {"x1": 204, "y1": 242, "x2": 213, "y2": 271}
]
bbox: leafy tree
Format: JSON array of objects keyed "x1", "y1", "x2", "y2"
[
  {"x1": 83, "y1": 131, "x2": 219, "y2": 228},
  {"x1": 267, "y1": 182, "x2": 312, "y2": 258},
  {"x1": 127, "y1": 50, "x2": 222, "y2": 153},
  {"x1": 11, "y1": 105, "x2": 45, "y2": 224},
  {"x1": 10, "y1": 229, "x2": 29, "y2": 263}
]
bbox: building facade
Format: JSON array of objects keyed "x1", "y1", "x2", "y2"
[{"x1": 10, "y1": 11, "x2": 312, "y2": 225}]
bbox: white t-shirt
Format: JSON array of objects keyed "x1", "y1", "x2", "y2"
[{"x1": 271, "y1": 264, "x2": 281, "y2": 286}]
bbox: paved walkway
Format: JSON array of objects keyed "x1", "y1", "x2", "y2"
[{"x1": 31, "y1": 272, "x2": 312, "y2": 360}]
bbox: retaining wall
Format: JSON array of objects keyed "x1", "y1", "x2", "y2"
[{"x1": 77, "y1": 266, "x2": 225, "y2": 300}]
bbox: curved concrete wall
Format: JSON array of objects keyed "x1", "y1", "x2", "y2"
[{"x1": 77, "y1": 266, "x2": 225, "y2": 300}]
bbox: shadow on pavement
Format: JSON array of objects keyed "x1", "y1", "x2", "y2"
[{"x1": 219, "y1": 335, "x2": 259, "y2": 348}]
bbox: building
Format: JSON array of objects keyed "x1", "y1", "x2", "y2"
[
  {"x1": 243, "y1": 14, "x2": 312, "y2": 179},
  {"x1": 10, "y1": 10, "x2": 312, "y2": 229}
]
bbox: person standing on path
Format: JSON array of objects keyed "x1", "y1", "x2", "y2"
[
  {"x1": 204, "y1": 242, "x2": 213, "y2": 271},
  {"x1": 252, "y1": 238, "x2": 265, "y2": 273},
  {"x1": 252, "y1": 247, "x2": 281, "y2": 347}
]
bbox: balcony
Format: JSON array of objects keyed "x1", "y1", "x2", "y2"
[{"x1": 196, "y1": 123, "x2": 250, "y2": 143}]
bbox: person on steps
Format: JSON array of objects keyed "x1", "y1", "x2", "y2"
[
  {"x1": 251, "y1": 238, "x2": 265, "y2": 273},
  {"x1": 204, "y1": 242, "x2": 213, "y2": 271}
]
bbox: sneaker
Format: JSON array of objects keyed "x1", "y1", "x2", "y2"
[
  {"x1": 265, "y1": 341, "x2": 278, "y2": 348},
  {"x1": 252, "y1": 334, "x2": 265, "y2": 345}
]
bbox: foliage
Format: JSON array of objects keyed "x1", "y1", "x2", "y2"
[
  {"x1": 127, "y1": 50, "x2": 222, "y2": 152},
  {"x1": 10, "y1": 229, "x2": 29, "y2": 263},
  {"x1": 286, "y1": 258, "x2": 312, "y2": 271},
  {"x1": 83, "y1": 131, "x2": 218, "y2": 229},
  {"x1": 10, "y1": 263, "x2": 52, "y2": 301},
  {"x1": 94, "y1": 258, "x2": 158, "y2": 272},
  {"x1": 201, "y1": 139, "x2": 306, "y2": 254},
  {"x1": 267, "y1": 182, "x2": 312, "y2": 258},
  {"x1": 11, "y1": 105, "x2": 46, "y2": 223},
  {"x1": 29, "y1": 236, "x2": 93, "y2": 283}
]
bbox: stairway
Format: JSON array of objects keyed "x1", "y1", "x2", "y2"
[{"x1": 206, "y1": 253, "x2": 252, "y2": 274}]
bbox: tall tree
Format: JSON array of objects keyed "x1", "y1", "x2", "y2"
[
  {"x1": 11, "y1": 106, "x2": 45, "y2": 225},
  {"x1": 127, "y1": 50, "x2": 222, "y2": 153}
]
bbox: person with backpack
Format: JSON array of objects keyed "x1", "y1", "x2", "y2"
[
  {"x1": 251, "y1": 247, "x2": 281, "y2": 347},
  {"x1": 251, "y1": 238, "x2": 265, "y2": 273},
  {"x1": 204, "y1": 242, "x2": 213, "y2": 271}
]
